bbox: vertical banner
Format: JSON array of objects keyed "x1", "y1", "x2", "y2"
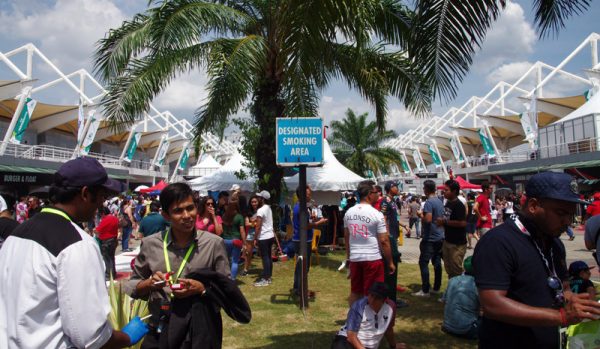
[
  {"x1": 428, "y1": 145, "x2": 442, "y2": 168},
  {"x1": 124, "y1": 132, "x2": 141, "y2": 162},
  {"x1": 178, "y1": 146, "x2": 190, "y2": 171},
  {"x1": 412, "y1": 149, "x2": 425, "y2": 172},
  {"x1": 449, "y1": 136, "x2": 464, "y2": 163},
  {"x1": 478, "y1": 128, "x2": 496, "y2": 157},
  {"x1": 80, "y1": 111, "x2": 101, "y2": 156},
  {"x1": 400, "y1": 152, "x2": 411, "y2": 174},
  {"x1": 153, "y1": 137, "x2": 170, "y2": 167},
  {"x1": 10, "y1": 98, "x2": 37, "y2": 144},
  {"x1": 76, "y1": 100, "x2": 86, "y2": 144}
]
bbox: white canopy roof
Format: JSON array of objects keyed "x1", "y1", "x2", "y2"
[
  {"x1": 191, "y1": 154, "x2": 221, "y2": 170},
  {"x1": 553, "y1": 91, "x2": 600, "y2": 124},
  {"x1": 285, "y1": 139, "x2": 364, "y2": 192},
  {"x1": 188, "y1": 152, "x2": 256, "y2": 192}
]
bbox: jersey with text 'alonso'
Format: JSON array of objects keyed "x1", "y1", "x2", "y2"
[{"x1": 344, "y1": 203, "x2": 387, "y2": 261}]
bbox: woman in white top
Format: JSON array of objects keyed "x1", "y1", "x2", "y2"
[{"x1": 254, "y1": 190, "x2": 275, "y2": 287}]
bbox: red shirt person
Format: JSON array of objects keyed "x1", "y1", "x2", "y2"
[
  {"x1": 95, "y1": 207, "x2": 119, "y2": 280},
  {"x1": 586, "y1": 193, "x2": 600, "y2": 218},
  {"x1": 474, "y1": 183, "x2": 493, "y2": 236}
]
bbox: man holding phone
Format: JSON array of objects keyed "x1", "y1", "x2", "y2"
[{"x1": 125, "y1": 183, "x2": 230, "y2": 348}]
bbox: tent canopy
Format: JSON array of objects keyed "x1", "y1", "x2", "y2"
[
  {"x1": 554, "y1": 92, "x2": 600, "y2": 124},
  {"x1": 438, "y1": 176, "x2": 481, "y2": 190},
  {"x1": 140, "y1": 180, "x2": 167, "y2": 194},
  {"x1": 188, "y1": 153, "x2": 256, "y2": 192},
  {"x1": 192, "y1": 154, "x2": 222, "y2": 170},
  {"x1": 285, "y1": 139, "x2": 364, "y2": 192}
]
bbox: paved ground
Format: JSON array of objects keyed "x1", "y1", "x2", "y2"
[{"x1": 397, "y1": 212, "x2": 600, "y2": 280}]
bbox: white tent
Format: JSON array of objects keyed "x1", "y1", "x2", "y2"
[
  {"x1": 188, "y1": 152, "x2": 256, "y2": 192},
  {"x1": 553, "y1": 91, "x2": 600, "y2": 124},
  {"x1": 188, "y1": 154, "x2": 222, "y2": 177},
  {"x1": 285, "y1": 139, "x2": 364, "y2": 204}
]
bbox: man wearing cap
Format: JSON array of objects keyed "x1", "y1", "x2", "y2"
[
  {"x1": 332, "y1": 282, "x2": 406, "y2": 349},
  {"x1": 0, "y1": 157, "x2": 146, "y2": 349},
  {"x1": 568, "y1": 260, "x2": 596, "y2": 299},
  {"x1": 380, "y1": 181, "x2": 402, "y2": 305},
  {"x1": 254, "y1": 190, "x2": 275, "y2": 287},
  {"x1": 0, "y1": 194, "x2": 18, "y2": 250},
  {"x1": 473, "y1": 172, "x2": 600, "y2": 349}
]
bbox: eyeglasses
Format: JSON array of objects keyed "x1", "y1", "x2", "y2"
[
  {"x1": 206, "y1": 202, "x2": 214, "y2": 206},
  {"x1": 547, "y1": 276, "x2": 565, "y2": 306}
]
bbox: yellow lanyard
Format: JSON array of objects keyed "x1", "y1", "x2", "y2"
[
  {"x1": 163, "y1": 228, "x2": 195, "y2": 284},
  {"x1": 41, "y1": 207, "x2": 72, "y2": 222}
]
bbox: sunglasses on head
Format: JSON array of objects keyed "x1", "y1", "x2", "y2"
[{"x1": 547, "y1": 276, "x2": 565, "y2": 306}]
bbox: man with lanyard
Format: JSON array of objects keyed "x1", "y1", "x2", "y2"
[
  {"x1": 0, "y1": 157, "x2": 146, "y2": 348},
  {"x1": 125, "y1": 183, "x2": 230, "y2": 348},
  {"x1": 380, "y1": 181, "x2": 402, "y2": 306},
  {"x1": 292, "y1": 185, "x2": 328, "y2": 297},
  {"x1": 473, "y1": 182, "x2": 492, "y2": 237},
  {"x1": 473, "y1": 172, "x2": 600, "y2": 349}
]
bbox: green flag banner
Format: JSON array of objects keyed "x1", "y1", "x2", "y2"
[
  {"x1": 449, "y1": 136, "x2": 464, "y2": 163},
  {"x1": 400, "y1": 153, "x2": 410, "y2": 173},
  {"x1": 428, "y1": 145, "x2": 442, "y2": 168},
  {"x1": 412, "y1": 149, "x2": 424, "y2": 172},
  {"x1": 10, "y1": 98, "x2": 37, "y2": 144},
  {"x1": 124, "y1": 132, "x2": 141, "y2": 162},
  {"x1": 80, "y1": 111, "x2": 101, "y2": 156},
  {"x1": 76, "y1": 101, "x2": 85, "y2": 144},
  {"x1": 478, "y1": 128, "x2": 496, "y2": 157},
  {"x1": 178, "y1": 147, "x2": 190, "y2": 171},
  {"x1": 153, "y1": 137, "x2": 170, "y2": 167}
]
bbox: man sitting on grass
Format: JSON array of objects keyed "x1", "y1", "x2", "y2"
[{"x1": 332, "y1": 282, "x2": 406, "y2": 349}]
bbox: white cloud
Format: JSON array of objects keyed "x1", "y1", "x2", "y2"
[
  {"x1": 472, "y1": 2, "x2": 536, "y2": 73},
  {"x1": 153, "y1": 72, "x2": 209, "y2": 116},
  {"x1": 485, "y1": 61, "x2": 534, "y2": 85},
  {"x1": 0, "y1": 0, "x2": 126, "y2": 72}
]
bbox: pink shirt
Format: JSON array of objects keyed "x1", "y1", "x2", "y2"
[{"x1": 195, "y1": 215, "x2": 222, "y2": 233}]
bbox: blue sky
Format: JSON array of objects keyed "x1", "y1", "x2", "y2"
[{"x1": 0, "y1": 0, "x2": 599, "y2": 136}]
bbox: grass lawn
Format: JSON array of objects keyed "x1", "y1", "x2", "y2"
[{"x1": 222, "y1": 251, "x2": 478, "y2": 349}]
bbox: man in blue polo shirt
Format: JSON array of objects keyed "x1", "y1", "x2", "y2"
[
  {"x1": 292, "y1": 185, "x2": 327, "y2": 296},
  {"x1": 138, "y1": 201, "x2": 169, "y2": 238}
]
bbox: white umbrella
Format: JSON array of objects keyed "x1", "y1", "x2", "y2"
[{"x1": 134, "y1": 185, "x2": 149, "y2": 192}]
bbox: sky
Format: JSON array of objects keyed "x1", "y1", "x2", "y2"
[{"x1": 0, "y1": 0, "x2": 599, "y2": 137}]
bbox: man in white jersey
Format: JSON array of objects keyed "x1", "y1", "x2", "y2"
[{"x1": 344, "y1": 180, "x2": 395, "y2": 305}]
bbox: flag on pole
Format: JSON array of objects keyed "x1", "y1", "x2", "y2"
[
  {"x1": 428, "y1": 145, "x2": 442, "y2": 168},
  {"x1": 76, "y1": 99, "x2": 86, "y2": 144},
  {"x1": 449, "y1": 136, "x2": 464, "y2": 163},
  {"x1": 178, "y1": 146, "x2": 190, "y2": 171},
  {"x1": 80, "y1": 111, "x2": 101, "y2": 156},
  {"x1": 412, "y1": 149, "x2": 424, "y2": 172},
  {"x1": 400, "y1": 153, "x2": 410, "y2": 174},
  {"x1": 124, "y1": 132, "x2": 141, "y2": 162},
  {"x1": 10, "y1": 98, "x2": 37, "y2": 144},
  {"x1": 153, "y1": 137, "x2": 170, "y2": 167},
  {"x1": 478, "y1": 128, "x2": 496, "y2": 157}
]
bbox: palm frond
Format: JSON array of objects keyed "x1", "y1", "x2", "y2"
[
  {"x1": 533, "y1": 0, "x2": 591, "y2": 38},
  {"x1": 410, "y1": 0, "x2": 505, "y2": 100}
]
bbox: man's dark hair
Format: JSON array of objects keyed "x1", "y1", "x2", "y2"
[
  {"x1": 49, "y1": 185, "x2": 102, "y2": 204},
  {"x1": 423, "y1": 180, "x2": 436, "y2": 194},
  {"x1": 481, "y1": 182, "x2": 490, "y2": 191},
  {"x1": 218, "y1": 191, "x2": 230, "y2": 199},
  {"x1": 375, "y1": 185, "x2": 382, "y2": 193},
  {"x1": 410, "y1": 196, "x2": 417, "y2": 202},
  {"x1": 445, "y1": 179, "x2": 460, "y2": 194},
  {"x1": 1, "y1": 194, "x2": 16, "y2": 214},
  {"x1": 357, "y1": 180, "x2": 375, "y2": 200},
  {"x1": 150, "y1": 201, "x2": 161, "y2": 212},
  {"x1": 101, "y1": 206, "x2": 111, "y2": 216},
  {"x1": 160, "y1": 183, "x2": 194, "y2": 213},
  {"x1": 295, "y1": 185, "x2": 312, "y2": 198}
]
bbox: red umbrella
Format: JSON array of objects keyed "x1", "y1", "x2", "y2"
[
  {"x1": 437, "y1": 176, "x2": 481, "y2": 190},
  {"x1": 139, "y1": 180, "x2": 168, "y2": 194}
]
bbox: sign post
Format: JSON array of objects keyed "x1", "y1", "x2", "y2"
[{"x1": 276, "y1": 117, "x2": 323, "y2": 310}]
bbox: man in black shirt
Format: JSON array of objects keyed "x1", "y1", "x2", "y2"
[
  {"x1": 437, "y1": 179, "x2": 467, "y2": 278},
  {"x1": 0, "y1": 194, "x2": 18, "y2": 249},
  {"x1": 473, "y1": 172, "x2": 600, "y2": 349},
  {"x1": 381, "y1": 181, "x2": 402, "y2": 304}
]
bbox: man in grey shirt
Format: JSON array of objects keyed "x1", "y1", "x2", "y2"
[
  {"x1": 413, "y1": 180, "x2": 445, "y2": 297},
  {"x1": 125, "y1": 183, "x2": 230, "y2": 348},
  {"x1": 407, "y1": 197, "x2": 422, "y2": 238}
]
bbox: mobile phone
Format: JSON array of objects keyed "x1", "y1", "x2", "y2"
[
  {"x1": 153, "y1": 280, "x2": 166, "y2": 286},
  {"x1": 170, "y1": 283, "x2": 184, "y2": 290}
]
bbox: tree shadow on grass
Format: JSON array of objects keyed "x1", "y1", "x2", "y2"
[{"x1": 247, "y1": 331, "x2": 337, "y2": 349}]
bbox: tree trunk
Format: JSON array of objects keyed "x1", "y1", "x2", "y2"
[{"x1": 251, "y1": 78, "x2": 284, "y2": 205}]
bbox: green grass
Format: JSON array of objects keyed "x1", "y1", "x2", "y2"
[{"x1": 222, "y1": 251, "x2": 478, "y2": 349}]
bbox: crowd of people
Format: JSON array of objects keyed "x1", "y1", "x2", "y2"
[{"x1": 3, "y1": 157, "x2": 600, "y2": 348}]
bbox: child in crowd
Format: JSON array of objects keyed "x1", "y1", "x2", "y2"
[
  {"x1": 490, "y1": 206, "x2": 498, "y2": 227},
  {"x1": 569, "y1": 260, "x2": 596, "y2": 300}
]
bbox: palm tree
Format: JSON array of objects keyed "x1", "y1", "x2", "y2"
[
  {"x1": 94, "y1": 0, "x2": 431, "y2": 200},
  {"x1": 329, "y1": 109, "x2": 402, "y2": 178},
  {"x1": 94, "y1": 0, "x2": 591, "y2": 199}
]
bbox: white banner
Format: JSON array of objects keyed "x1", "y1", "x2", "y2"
[
  {"x1": 80, "y1": 111, "x2": 101, "y2": 156},
  {"x1": 449, "y1": 136, "x2": 464, "y2": 164},
  {"x1": 76, "y1": 100, "x2": 85, "y2": 144},
  {"x1": 153, "y1": 137, "x2": 170, "y2": 167},
  {"x1": 412, "y1": 149, "x2": 425, "y2": 172}
]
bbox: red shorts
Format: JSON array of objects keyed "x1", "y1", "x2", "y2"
[{"x1": 349, "y1": 259, "x2": 384, "y2": 295}]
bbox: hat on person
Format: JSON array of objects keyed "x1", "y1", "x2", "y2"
[
  {"x1": 384, "y1": 181, "x2": 398, "y2": 192},
  {"x1": 55, "y1": 157, "x2": 123, "y2": 193},
  {"x1": 568, "y1": 260, "x2": 595, "y2": 276},
  {"x1": 0, "y1": 194, "x2": 7, "y2": 213},
  {"x1": 525, "y1": 172, "x2": 588, "y2": 205},
  {"x1": 230, "y1": 184, "x2": 241, "y2": 191},
  {"x1": 368, "y1": 282, "x2": 388, "y2": 299},
  {"x1": 256, "y1": 190, "x2": 271, "y2": 200},
  {"x1": 463, "y1": 256, "x2": 474, "y2": 275}
]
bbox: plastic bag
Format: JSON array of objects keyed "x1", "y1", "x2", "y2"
[{"x1": 567, "y1": 320, "x2": 600, "y2": 349}]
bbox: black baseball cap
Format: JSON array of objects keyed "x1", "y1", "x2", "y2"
[
  {"x1": 525, "y1": 172, "x2": 588, "y2": 205},
  {"x1": 368, "y1": 282, "x2": 388, "y2": 299},
  {"x1": 568, "y1": 260, "x2": 594, "y2": 276},
  {"x1": 384, "y1": 181, "x2": 398, "y2": 192},
  {"x1": 54, "y1": 157, "x2": 124, "y2": 193}
]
